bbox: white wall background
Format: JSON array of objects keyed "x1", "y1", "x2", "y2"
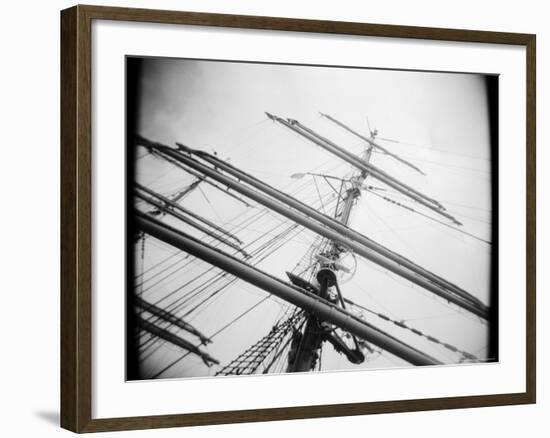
[{"x1": 0, "y1": 0, "x2": 545, "y2": 436}]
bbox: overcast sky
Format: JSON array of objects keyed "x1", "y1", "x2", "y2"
[{"x1": 131, "y1": 57, "x2": 495, "y2": 379}]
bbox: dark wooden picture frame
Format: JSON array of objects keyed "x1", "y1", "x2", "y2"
[{"x1": 61, "y1": 4, "x2": 536, "y2": 433}]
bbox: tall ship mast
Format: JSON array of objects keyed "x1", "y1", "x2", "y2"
[{"x1": 127, "y1": 58, "x2": 495, "y2": 380}]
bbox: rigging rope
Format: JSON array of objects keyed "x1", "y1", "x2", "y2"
[
  {"x1": 149, "y1": 295, "x2": 273, "y2": 379},
  {"x1": 344, "y1": 298, "x2": 480, "y2": 362},
  {"x1": 139, "y1": 189, "x2": 338, "y2": 361},
  {"x1": 216, "y1": 311, "x2": 306, "y2": 375},
  {"x1": 365, "y1": 188, "x2": 491, "y2": 245},
  {"x1": 139, "y1": 214, "x2": 322, "y2": 356}
]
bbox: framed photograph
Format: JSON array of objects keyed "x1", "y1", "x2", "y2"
[{"x1": 60, "y1": 4, "x2": 536, "y2": 433}]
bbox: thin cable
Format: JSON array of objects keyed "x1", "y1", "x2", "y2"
[{"x1": 366, "y1": 189, "x2": 491, "y2": 245}]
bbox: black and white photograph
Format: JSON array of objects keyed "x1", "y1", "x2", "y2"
[
  {"x1": 1, "y1": 0, "x2": 543, "y2": 435},
  {"x1": 126, "y1": 56, "x2": 498, "y2": 381}
]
